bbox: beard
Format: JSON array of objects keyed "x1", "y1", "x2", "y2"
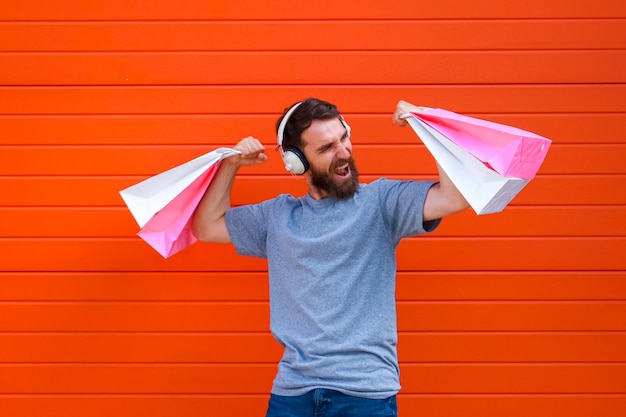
[{"x1": 310, "y1": 157, "x2": 360, "y2": 200}]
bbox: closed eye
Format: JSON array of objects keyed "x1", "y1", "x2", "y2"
[
  {"x1": 318, "y1": 130, "x2": 349, "y2": 154},
  {"x1": 317, "y1": 144, "x2": 332, "y2": 154}
]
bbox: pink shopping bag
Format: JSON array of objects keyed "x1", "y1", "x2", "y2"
[
  {"x1": 405, "y1": 115, "x2": 529, "y2": 214},
  {"x1": 120, "y1": 147, "x2": 240, "y2": 258},
  {"x1": 411, "y1": 108, "x2": 551, "y2": 179},
  {"x1": 136, "y1": 162, "x2": 221, "y2": 258}
]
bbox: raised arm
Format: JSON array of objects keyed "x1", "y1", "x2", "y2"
[
  {"x1": 392, "y1": 100, "x2": 470, "y2": 221},
  {"x1": 191, "y1": 136, "x2": 267, "y2": 243}
]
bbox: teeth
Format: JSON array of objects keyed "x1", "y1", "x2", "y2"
[{"x1": 334, "y1": 163, "x2": 349, "y2": 177}]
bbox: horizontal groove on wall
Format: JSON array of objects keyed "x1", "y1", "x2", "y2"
[{"x1": 1, "y1": 2, "x2": 624, "y2": 416}]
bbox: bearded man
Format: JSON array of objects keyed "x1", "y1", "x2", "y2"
[{"x1": 192, "y1": 97, "x2": 469, "y2": 417}]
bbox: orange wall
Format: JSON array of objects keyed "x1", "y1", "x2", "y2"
[{"x1": 1, "y1": 1, "x2": 625, "y2": 416}]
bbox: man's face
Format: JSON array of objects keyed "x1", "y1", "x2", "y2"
[{"x1": 301, "y1": 118, "x2": 359, "y2": 199}]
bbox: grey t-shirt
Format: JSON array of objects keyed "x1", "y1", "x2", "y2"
[{"x1": 225, "y1": 178, "x2": 440, "y2": 399}]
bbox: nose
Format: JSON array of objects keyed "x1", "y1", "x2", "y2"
[{"x1": 336, "y1": 142, "x2": 351, "y2": 160}]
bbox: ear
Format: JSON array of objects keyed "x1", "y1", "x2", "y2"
[{"x1": 282, "y1": 146, "x2": 309, "y2": 174}]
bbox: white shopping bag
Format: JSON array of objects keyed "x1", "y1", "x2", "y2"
[
  {"x1": 119, "y1": 147, "x2": 241, "y2": 258},
  {"x1": 120, "y1": 148, "x2": 240, "y2": 228},
  {"x1": 406, "y1": 116, "x2": 529, "y2": 215}
]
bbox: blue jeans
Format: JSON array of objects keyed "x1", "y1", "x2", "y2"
[{"x1": 265, "y1": 389, "x2": 397, "y2": 417}]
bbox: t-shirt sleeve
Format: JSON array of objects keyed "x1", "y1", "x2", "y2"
[
  {"x1": 375, "y1": 179, "x2": 442, "y2": 241},
  {"x1": 225, "y1": 202, "x2": 270, "y2": 258}
]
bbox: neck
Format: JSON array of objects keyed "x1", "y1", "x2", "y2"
[{"x1": 305, "y1": 175, "x2": 328, "y2": 200}]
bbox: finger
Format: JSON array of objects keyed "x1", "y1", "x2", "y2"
[
  {"x1": 257, "y1": 152, "x2": 269, "y2": 163},
  {"x1": 237, "y1": 137, "x2": 264, "y2": 155},
  {"x1": 393, "y1": 113, "x2": 408, "y2": 126}
]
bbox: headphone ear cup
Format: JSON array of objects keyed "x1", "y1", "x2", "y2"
[{"x1": 282, "y1": 147, "x2": 309, "y2": 175}]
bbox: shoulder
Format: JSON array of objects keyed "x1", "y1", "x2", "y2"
[
  {"x1": 357, "y1": 178, "x2": 395, "y2": 194},
  {"x1": 234, "y1": 193, "x2": 302, "y2": 216},
  {"x1": 266, "y1": 193, "x2": 302, "y2": 209},
  {"x1": 362, "y1": 178, "x2": 432, "y2": 195}
]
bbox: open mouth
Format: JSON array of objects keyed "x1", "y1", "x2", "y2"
[{"x1": 333, "y1": 162, "x2": 350, "y2": 178}]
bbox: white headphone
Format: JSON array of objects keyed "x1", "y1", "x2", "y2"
[
  {"x1": 277, "y1": 101, "x2": 351, "y2": 175},
  {"x1": 277, "y1": 102, "x2": 308, "y2": 174}
]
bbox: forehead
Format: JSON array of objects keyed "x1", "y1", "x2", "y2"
[{"x1": 301, "y1": 118, "x2": 345, "y2": 149}]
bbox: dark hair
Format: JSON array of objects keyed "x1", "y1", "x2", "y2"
[{"x1": 276, "y1": 97, "x2": 341, "y2": 149}]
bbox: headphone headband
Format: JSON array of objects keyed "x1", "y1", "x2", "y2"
[{"x1": 277, "y1": 101, "x2": 303, "y2": 148}]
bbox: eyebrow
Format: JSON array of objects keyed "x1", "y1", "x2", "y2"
[
  {"x1": 316, "y1": 142, "x2": 333, "y2": 153},
  {"x1": 316, "y1": 128, "x2": 349, "y2": 154}
]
